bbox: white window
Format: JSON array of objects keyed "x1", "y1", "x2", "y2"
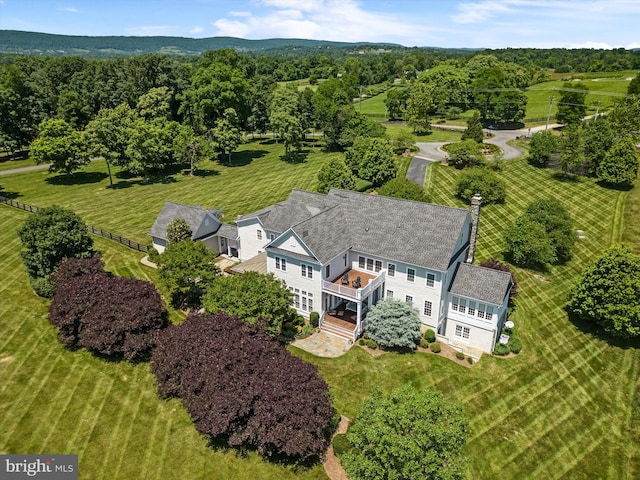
[
  {"x1": 423, "y1": 300, "x2": 432, "y2": 317},
  {"x1": 468, "y1": 301, "x2": 476, "y2": 316},
  {"x1": 451, "y1": 297, "x2": 459, "y2": 311},
  {"x1": 301, "y1": 264, "x2": 313, "y2": 279},
  {"x1": 405, "y1": 295, "x2": 413, "y2": 305},
  {"x1": 293, "y1": 293, "x2": 300, "y2": 308},
  {"x1": 388, "y1": 264, "x2": 395, "y2": 277},
  {"x1": 275, "y1": 256, "x2": 286, "y2": 271},
  {"x1": 386, "y1": 289, "x2": 394, "y2": 299},
  {"x1": 299, "y1": 291, "x2": 313, "y2": 312},
  {"x1": 455, "y1": 325, "x2": 470, "y2": 340},
  {"x1": 458, "y1": 298, "x2": 467, "y2": 313},
  {"x1": 366, "y1": 258, "x2": 374, "y2": 271},
  {"x1": 375, "y1": 260, "x2": 382, "y2": 272},
  {"x1": 426, "y1": 273, "x2": 435, "y2": 287},
  {"x1": 407, "y1": 268, "x2": 415, "y2": 282},
  {"x1": 358, "y1": 256, "x2": 365, "y2": 268},
  {"x1": 477, "y1": 304, "x2": 486, "y2": 319},
  {"x1": 257, "y1": 229, "x2": 262, "y2": 240}
]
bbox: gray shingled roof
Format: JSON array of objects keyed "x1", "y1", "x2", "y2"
[
  {"x1": 149, "y1": 201, "x2": 222, "y2": 241},
  {"x1": 262, "y1": 189, "x2": 470, "y2": 271},
  {"x1": 244, "y1": 190, "x2": 340, "y2": 234},
  {"x1": 449, "y1": 263, "x2": 512, "y2": 305},
  {"x1": 217, "y1": 223, "x2": 238, "y2": 239}
]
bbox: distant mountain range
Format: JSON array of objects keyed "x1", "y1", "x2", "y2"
[{"x1": 0, "y1": 30, "x2": 411, "y2": 57}]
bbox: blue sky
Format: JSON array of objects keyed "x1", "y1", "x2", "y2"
[{"x1": 1, "y1": 0, "x2": 639, "y2": 49}]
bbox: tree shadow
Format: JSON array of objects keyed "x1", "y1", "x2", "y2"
[
  {"x1": 191, "y1": 168, "x2": 221, "y2": 177},
  {"x1": 258, "y1": 138, "x2": 277, "y2": 145},
  {"x1": 0, "y1": 187, "x2": 21, "y2": 199},
  {"x1": 224, "y1": 149, "x2": 269, "y2": 167},
  {"x1": 551, "y1": 172, "x2": 581, "y2": 183},
  {"x1": 45, "y1": 171, "x2": 108, "y2": 185},
  {"x1": 596, "y1": 180, "x2": 634, "y2": 192},
  {"x1": 566, "y1": 310, "x2": 640, "y2": 350},
  {"x1": 280, "y1": 150, "x2": 310, "y2": 164}
]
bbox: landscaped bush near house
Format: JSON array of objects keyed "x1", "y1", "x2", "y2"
[
  {"x1": 494, "y1": 343, "x2": 510, "y2": 356},
  {"x1": 423, "y1": 328, "x2": 436, "y2": 343},
  {"x1": 420, "y1": 338, "x2": 430, "y2": 349},
  {"x1": 310, "y1": 311, "x2": 320, "y2": 328},
  {"x1": 151, "y1": 312, "x2": 335, "y2": 462},
  {"x1": 446, "y1": 139, "x2": 484, "y2": 168},
  {"x1": 29, "y1": 276, "x2": 56, "y2": 298},
  {"x1": 365, "y1": 298, "x2": 421, "y2": 350},
  {"x1": 147, "y1": 247, "x2": 159, "y2": 262},
  {"x1": 51, "y1": 256, "x2": 106, "y2": 292},
  {"x1": 332, "y1": 434, "x2": 352, "y2": 456},
  {"x1": 430, "y1": 342, "x2": 441, "y2": 353},
  {"x1": 467, "y1": 356, "x2": 473, "y2": 365},
  {"x1": 49, "y1": 264, "x2": 167, "y2": 362},
  {"x1": 456, "y1": 351, "x2": 465, "y2": 360},
  {"x1": 509, "y1": 337, "x2": 523, "y2": 354}
]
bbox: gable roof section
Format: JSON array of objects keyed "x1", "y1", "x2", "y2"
[
  {"x1": 449, "y1": 263, "x2": 512, "y2": 305},
  {"x1": 243, "y1": 190, "x2": 340, "y2": 234},
  {"x1": 149, "y1": 201, "x2": 221, "y2": 241},
  {"x1": 258, "y1": 189, "x2": 470, "y2": 271},
  {"x1": 329, "y1": 189, "x2": 470, "y2": 271}
]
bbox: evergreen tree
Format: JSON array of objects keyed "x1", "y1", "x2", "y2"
[{"x1": 461, "y1": 111, "x2": 484, "y2": 143}]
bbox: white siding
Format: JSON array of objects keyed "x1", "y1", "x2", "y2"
[
  {"x1": 447, "y1": 321, "x2": 497, "y2": 353},
  {"x1": 237, "y1": 217, "x2": 268, "y2": 261},
  {"x1": 151, "y1": 237, "x2": 167, "y2": 254},
  {"x1": 268, "y1": 252, "x2": 322, "y2": 317}
]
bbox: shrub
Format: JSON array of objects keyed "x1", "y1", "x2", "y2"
[
  {"x1": 49, "y1": 271, "x2": 167, "y2": 361},
  {"x1": 365, "y1": 338, "x2": 378, "y2": 350},
  {"x1": 293, "y1": 315, "x2": 305, "y2": 327},
  {"x1": 509, "y1": 337, "x2": 523, "y2": 354},
  {"x1": 51, "y1": 256, "x2": 106, "y2": 292},
  {"x1": 446, "y1": 139, "x2": 484, "y2": 168},
  {"x1": 283, "y1": 322, "x2": 295, "y2": 332},
  {"x1": 377, "y1": 178, "x2": 430, "y2": 203},
  {"x1": 423, "y1": 328, "x2": 436, "y2": 343},
  {"x1": 147, "y1": 247, "x2": 159, "y2": 262},
  {"x1": 420, "y1": 339, "x2": 430, "y2": 349},
  {"x1": 310, "y1": 311, "x2": 320, "y2": 328},
  {"x1": 365, "y1": 299, "x2": 421, "y2": 350},
  {"x1": 151, "y1": 312, "x2": 335, "y2": 462},
  {"x1": 493, "y1": 343, "x2": 510, "y2": 356},
  {"x1": 29, "y1": 276, "x2": 56, "y2": 298},
  {"x1": 332, "y1": 434, "x2": 352, "y2": 456},
  {"x1": 359, "y1": 338, "x2": 366, "y2": 346},
  {"x1": 456, "y1": 167, "x2": 507, "y2": 204},
  {"x1": 456, "y1": 351, "x2": 465, "y2": 360},
  {"x1": 429, "y1": 342, "x2": 441, "y2": 353},
  {"x1": 467, "y1": 356, "x2": 473, "y2": 365}
]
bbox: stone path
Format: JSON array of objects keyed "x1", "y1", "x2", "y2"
[
  {"x1": 291, "y1": 331, "x2": 352, "y2": 357},
  {"x1": 322, "y1": 416, "x2": 350, "y2": 480}
]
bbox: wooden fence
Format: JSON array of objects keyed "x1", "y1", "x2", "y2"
[{"x1": 0, "y1": 195, "x2": 149, "y2": 253}]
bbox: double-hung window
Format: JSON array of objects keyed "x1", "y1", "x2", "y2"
[
  {"x1": 386, "y1": 289, "x2": 394, "y2": 299},
  {"x1": 423, "y1": 300, "x2": 432, "y2": 317},
  {"x1": 388, "y1": 264, "x2": 395, "y2": 277},
  {"x1": 301, "y1": 264, "x2": 313, "y2": 279},
  {"x1": 407, "y1": 268, "x2": 415, "y2": 282},
  {"x1": 405, "y1": 295, "x2": 413, "y2": 305},
  {"x1": 257, "y1": 229, "x2": 262, "y2": 240},
  {"x1": 426, "y1": 273, "x2": 435, "y2": 287},
  {"x1": 455, "y1": 325, "x2": 470, "y2": 340},
  {"x1": 275, "y1": 256, "x2": 286, "y2": 271}
]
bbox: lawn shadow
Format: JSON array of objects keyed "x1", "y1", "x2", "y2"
[
  {"x1": 224, "y1": 149, "x2": 269, "y2": 167},
  {"x1": 280, "y1": 149, "x2": 310, "y2": 164},
  {"x1": 566, "y1": 310, "x2": 640, "y2": 350},
  {"x1": 551, "y1": 172, "x2": 582, "y2": 183},
  {"x1": 596, "y1": 180, "x2": 634, "y2": 192},
  {"x1": 45, "y1": 171, "x2": 108, "y2": 186},
  {"x1": 258, "y1": 138, "x2": 277, "y2": 145},
  {"x1": 191, "y1": 168, "x2": 221, "y2": 177},
  {"x1": 0, "y1": 188, "x2": 21, "y2": 199}
]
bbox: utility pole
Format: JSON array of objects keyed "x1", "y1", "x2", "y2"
[
  {"x1": 545, "y1": 87, "x2": 555, "y2": 131},
  {"x1": 595, "y1": 100, "x2": 601, "y2": 119},
  {"x1": 359, "y1": 85, "x2": 363, "y2": 112}
]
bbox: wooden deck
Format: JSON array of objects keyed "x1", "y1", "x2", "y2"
[
  {"x1": 331, "y1": 268, "x2": 377, "y2": 289},
  {"x1": 323, "y1": 314, "x2": 356, "y2": 331}
]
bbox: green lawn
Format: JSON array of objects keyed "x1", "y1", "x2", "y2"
[
  {"x1": 357, "y1": 90, "x2": 389, "y2": 117},
  {"x1": 0, "y1": 206, "x2": 328, "y2": 480},
  {"x1": 0, "y1": 156, "x2": 36, "y2": 172},
  {"x1": 1, "y1": 136, "x2": 639, "y2": 479},
  {"x1": 0, "y1": 139, "x2": 341, "y2": 244}
]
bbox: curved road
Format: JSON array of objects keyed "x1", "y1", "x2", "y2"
[{"x1": 407, "y1": 124, "x2": 563, "y2": 185}]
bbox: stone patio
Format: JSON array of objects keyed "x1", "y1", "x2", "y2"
[{"x1": 292, "y1": 331, "x2": 352, "y2": 357}]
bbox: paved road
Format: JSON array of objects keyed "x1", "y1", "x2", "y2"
[
  {"x1": 406, "y1": 123, "x2": 565, "y2": 185},
  {"x1": 0, "y1": 163, "x2": 50, "y2": 176}
]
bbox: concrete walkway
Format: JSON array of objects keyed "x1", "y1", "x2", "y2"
[{"x1": 291, "y1": 331, "x2": 352, "y2": 357}]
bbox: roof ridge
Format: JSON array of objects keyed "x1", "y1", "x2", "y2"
[{"x1": 329, "y1": 188, "x2": 470, "y2": 213}]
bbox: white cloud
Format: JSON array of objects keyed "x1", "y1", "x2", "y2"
[
  {"x1": 229, "y1": 11, "x2": 252, "y2": 17},
  {"x1": 190, "y1": 25, "x2": 204, "y2": 35},
  {"x1": 211, "y1": 0, "x2": 425, "y2": 44},
  {"x1": 59, "y1": 6, "x2": 79, "y2": 13}
]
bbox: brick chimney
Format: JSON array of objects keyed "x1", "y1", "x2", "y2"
[{"x1": 466, "y1": 194, "x2": 482, "y2": 264}]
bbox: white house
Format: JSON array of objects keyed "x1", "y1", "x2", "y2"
[
  {"x1": 235, "y1": 189, "x2": 512, "y2": 355},
  {"x1": 150, "y1": 190, "x2": 512, "y2": 355}
]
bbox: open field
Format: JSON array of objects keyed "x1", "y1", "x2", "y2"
[
  {"x1": 0, "y1": 139, "x2": 341, "y2": 244},
  {"x1": 622, "y1": 176, "x2": 640, "y2": 254},
  {"x1": 0, "y1": 206, "x2": 328, "y2": 480},
  {"x1": 1, "y1": 136, "x2": 639, "y2": 478}
]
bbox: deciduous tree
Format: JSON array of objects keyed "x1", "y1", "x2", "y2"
[
  {"x1": 269, "y1": 84, "x2": 303, "y2": 155},
  {"x1": 151, "y1": 312, "x2": 334, "y2": 461},
  {"x1": 597, "y1": 136, "x2": 639, "y2": 187},
  {"x1": 556, "y1": 83, "x2": 588, "y2": 125},
  {"x1": 528, "y1": 130, "x2": 558, "y2": 167},
  {"x1": 567, "y1": 245, "x2": 640, "y2": 338},
  {"x1": 157, "y1": 239, "x2": 220, "y2": 310},
  {"x1": 29, "y1": 119, "x2": 89, "y2": 176},
  {"x1": 166, "y1": 218, "x2": 192, "y2": 243},
  {"x1": 524, "y1": 198, "x2": 576, "y2": 263},
  {"x1": 456, "y1": 167, "x2": 507, "y2": 204},
  {"x1": 405, "y1": 82, "x2": 432, "y2": 134},
  {"x1": 317, "y1": 157, "x2": 357, "y2": 193},
  {"x1": 345, "y1": 136, "x2": 397, "y2": 187},
  {"x1": 583, "y1": 117, "x2": 614, "y2": 175},
  {"x1": 202, "y1": 271, "x2": 293, "y2": 336},
  {"x1": 343, "y1": 384, "x2": 468, "y2": 480},
  {"x1": 377, "y1": 178, "x2": 430, "y2": 202},
  {"x1": 211, "y1": 107, "x2": 242, "y2": 164},
  {"x1": 504, "y1": 217, "x2": 555, "y2": 268}
]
